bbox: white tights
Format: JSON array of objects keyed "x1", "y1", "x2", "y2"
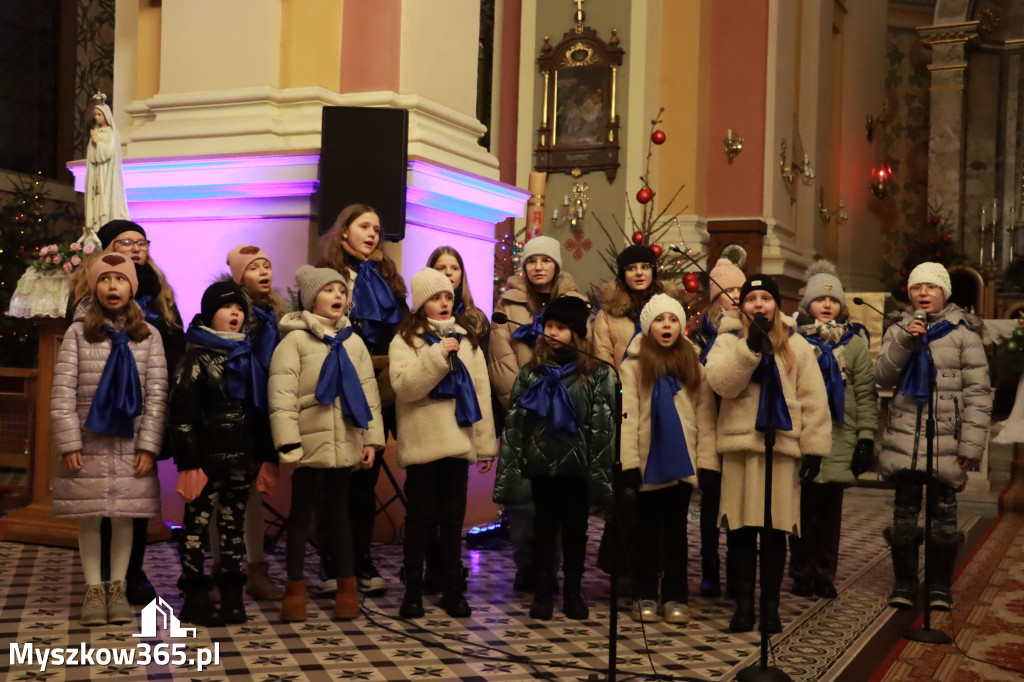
[
  {"x1": 209, "y1": 483, "x2": 264, "y2": 566},
  {"x1": 78, "y1": 517, "x2": 133, "y2": 586}
]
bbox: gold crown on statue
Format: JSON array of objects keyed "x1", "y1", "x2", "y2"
[{"x1": 91, "y1": 92, "x2": 108, "y2": 106}]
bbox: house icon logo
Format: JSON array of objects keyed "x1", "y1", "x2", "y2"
[{"x1": 132, "y1": 597, "x2": 197, "y2": 638}]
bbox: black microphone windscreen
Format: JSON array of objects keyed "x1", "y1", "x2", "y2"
[
  {"x1": 491, "y1": 311, "x2": 508, "y2": 324},
  {"x1": 852, "y1": 297, "x2": 864, "y2": 305}
]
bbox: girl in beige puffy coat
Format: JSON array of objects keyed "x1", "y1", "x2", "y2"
[
  {"x1": 269, "y1": 266, "x2": 384, "y2": 623},
  {"x1": 51, "y1": 253, "x2": 168, "y2": 627},
  {"x1": 619, "y1": 294, "x2": 718, "y2": 625},
  {"x1": 704, "y1": 274, "x2": 831, "y2": 635},
  {"x1": 391, "y1": 269, "x2": 496, "y2": 620}
]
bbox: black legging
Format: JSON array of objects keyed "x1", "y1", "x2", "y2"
[
  {"x1": 532, "y1": 475, "x2": 589, "y2": 578},
  {"x1": 402, "y1": 457, "x2": 469, "y2": 583},
  {"x1": 288, "y1": 467, "x2": 353, "y2": 582}
]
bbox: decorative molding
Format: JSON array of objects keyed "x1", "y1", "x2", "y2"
[{"x1": 917, "y1": 21, "x2": 979, "y2": 46}]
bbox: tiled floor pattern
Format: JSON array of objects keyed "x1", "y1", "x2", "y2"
[{"x1": 0, "y1": 493, "x2": 975, "y2": 681}]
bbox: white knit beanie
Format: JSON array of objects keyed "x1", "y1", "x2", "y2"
[
  {"x1": 521, "y1": 235, "x2": 562, "y2": 270},
  {"x1": 640, "y1": 293, "x2": 688, "y2": 335},
  {"x1": 907, "y1": 262, "x2": 952, "y2": 301},
  {"x1": 411, "y1": 267, "x2": 454, "y2": 312},
  {"x1": 799, "y1": 259, "x2": 846, "y2": 314},
  {"x1": 295, "y1": 265, "x2": 346, "y2": 311}
]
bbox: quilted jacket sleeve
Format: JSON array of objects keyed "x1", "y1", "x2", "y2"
[
  {"x1": 874, "y1": 319, "x2": 914, "y2": 390},
  {"x1": 492, "y1": 368, "x2": 531, "y2": 505},
  {"x1": 351, "y1": 336, "x2": 386, "y2": 449},
  {"x1": 136, "y1": 331, "x2": 168, "y2": 457},
  {"x1": 957, "y1": 327, "x2": 992, "y2": 462},
  {"x1": 168, "y1": 349, "x2": 206, "y2": 471},
  {"x1": 585, "y1": 366, "x2": 616, "y2": 505},
  {"x1": 50, "y1": 325, "x2": 83, "y2": 456},
  {"x1": 268, "y1": 333, "x2": 302, "y2": 455}
]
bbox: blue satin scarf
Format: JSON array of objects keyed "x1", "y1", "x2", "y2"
[
  {"x1": 645, "y1": 375, "x2": 695, "y2": 484},
  {"x1": 350, "y1": 260, "x2": 401, "y2": 346},
  {"x1": 745, "y1": 331, "x2": 794, "y2": 433},
  {"x1": 134, "y1": 295, "x2": 160, "y2": 325},
  {"x1": 313, "y1": 327, "x2": 373, "y2": 429},
  {"x1": 250, "y1": 304, "x2": 280, "y2": 374},
  {"x1": 802, "y1": 323, "x2": 867, "y2": 423},
  {"x1": 697, "y1": 312, "x2": 718, "y2": 365},
  {"x1": 424, "y1": 333, "x2": 482, "y2": 427},
  {"x1": 898, "y1": 320, "x2": 955, "y2": 403},
  {"x1": 622, "y1": 318, "x2": 642, "y2": 362},
  {"x1": 185, "y1": 323, "x2": 268, "y2": 410},
  {"x1": 455, "y1": 300, "x2": 466, "y2": 316},
  {"x1": 84, "y1": 328, "x2": 143, "y2": 438},
  {"x1": 511, "y1": 311, "x2": 544, "y2": 346},
  {"x1": 518, "y1": 361, "x2": 580, "y2": 442}
]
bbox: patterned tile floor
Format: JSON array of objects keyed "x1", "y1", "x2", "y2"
[{"x1": 0, "y1": 490, "x2": 982, "y2": 682}]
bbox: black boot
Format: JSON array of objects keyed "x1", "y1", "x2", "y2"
[
  {"x1": 759, "y1": 533, "x2": 786, "y2": 634},
  {"x1": 399, "y1": 566, "x2": 425, "y2": 619},
  {"x1": 529, "y1": 569, "x2": 555, "y2": 620},
  {"x1": 884, "y1": 527, "x2": 921, "y2": 609},
  {"x1": 218, "y1": 571, "x2": 248, "y2": 624},
  {"x1": 439, "y1": 570, "x2": 471, "y2": 618},
  {"x1": 700, "y1": 554, "x2": 721, "y2": 598},
  {"x1": 562, "y1": 572, "x2": 589, "y2": 620},
  {"x1": 180, "y1": 575, "x2": 224, "y2": 627},
  {"x1": 727, "y1": 531, "x2": 756, "y2": 632},
  {"x1": 927, "y1": 540, "x2": 959, "y2": 611}
]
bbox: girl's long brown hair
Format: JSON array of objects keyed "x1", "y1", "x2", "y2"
[
  {"x1": 319, "y1": 204, "x2": 408, "y2": 299},
  {"x1": 638, "y1": 331, "x2": 701, "y2": 393},
  {"x1": 396, "y1": 307, "x2": 480, "y2": 350},
  {"x1": 530, "y1": 329, "x2": 599, "y2": 379},
  {"x1": 523, "y1": 263, "x2": 561, "y2": 315},
  {"x1": 428, "y1": 246, "x2": 477, "y2": 313},
  {"x1": 82, "y1": 297, "x2": 150, "y2": 343},
  {"x1": 740, "y1": 311, "x2": 794, "y2": 369}
]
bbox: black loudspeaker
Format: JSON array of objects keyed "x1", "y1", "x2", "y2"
[{"x1": 318, "y1": 106, "x2": 409, "y2": 242}]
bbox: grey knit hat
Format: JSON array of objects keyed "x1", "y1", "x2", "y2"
[
  {"x1": 521, "y1": 235, "x2": 562, "y2": 269},
  {"x1": 799, "y1": 260, "x2": 846, "y2": 314},
  {"x1": 295, "y1": 265, "x2": 346, "y2": 311}
]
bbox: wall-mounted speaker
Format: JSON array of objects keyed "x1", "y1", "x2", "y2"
[{"x1": 318, "y1": 106, "x2": 409, "y2": 242}]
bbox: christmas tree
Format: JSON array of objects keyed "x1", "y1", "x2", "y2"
[{"x1": 0, "y1": 174, "x2": 79, "y2": 367}]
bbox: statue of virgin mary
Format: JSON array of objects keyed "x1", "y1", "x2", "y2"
[{"x1": 82, "y1": 94, "x2": 129, "y2": 248}]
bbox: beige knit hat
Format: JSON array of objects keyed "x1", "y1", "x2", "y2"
[
  {"x1": 907, "y1": 262, "x2": 952, "y2": 301},
  {"x1": 227, "y1": 244, "x2": 270, "y2": 284},
  {"x1": 521, "y1": 235, "x2": 563, "y2": 269},
  {"x1": 640, "y1": 293, "x2": 687, "y2": 335},
  {"x1": 411, "y1": 267, "x2": 454, "y2": 312},
  {"x1": 88, "y1": 253, "x2": 138, "y2": 296},
  {"x1": 708, "y1": 258, "x2": 745, "y2": 306},
  {"x1": 295, "y1": 265, "x2": 346, "y2": 311}
]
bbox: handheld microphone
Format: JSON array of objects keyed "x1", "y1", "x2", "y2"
[
  {"x1": 912, "y1": 309, "x2": 928, "y2": 326},
  {"x1": 444, "y1": 328, "x2": 459, "y2": 374}
]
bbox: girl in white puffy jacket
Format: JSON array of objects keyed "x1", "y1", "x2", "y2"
[
  {"x1": 268, "y1": 266, "x2": 384, "y2": 623},
  {"x1": 389, "y1": 268, "x2": 496, "y2": 620}
]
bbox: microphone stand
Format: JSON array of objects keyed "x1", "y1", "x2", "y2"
[
  {"x1": 852, "y1": 300, "x2": 951, "y2": 644},
  {"x1": 491, "y1": 312, "x2": 623, "y2": 682}
]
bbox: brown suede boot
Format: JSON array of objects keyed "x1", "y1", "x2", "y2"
[
  {"x1": 280, "y1": 580, "x2": 306, "y2": 622},
  {"x1": 334, "y1": 577, "x2": 360, "y2": 620},
  {"x1": 247, "y1": 561, "x2": 284, "y2": 601}
]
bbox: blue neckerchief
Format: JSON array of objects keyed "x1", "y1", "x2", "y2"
[
  {"x1": 250, "y1": 304, "x2": 280, "y2": 374},
  {"x1": 84, "y1": 328, "x2": 143, "y2": 438},
  {"x1": 698, "y1": 312, "x2": 718, "y2": 365},
  {"x1": 898, "y1": 320, "x2": 955, "y2": 403},
  {"x1": 134, "y1": 294, "x2": 160, "y2": 324},
  {"x1": 518, "y1": 361, "x2": 580, "y2": 442},
  {"x1": 455, "y1": 300, "x2": 466, "y2": 316},
  {"x1": 350, "y1": 259, "x2": 401, "y2": 346},
  {"x1": 424, "y1": 333, "x2": 483, "y2": 427},
  {"x1": 802, "y1": 324, "x2": 866, "y2": 423},
  {"x1": 741, "y1": 329, "x2": 794, "y2": 432},
  {"x1": 645, "y1": 375, "x2": 695, "y2": 484},
  {"x1": 622, "y1": 318, "x2": 642, "y2": 362},
  {"x1": 511, "y1": 311, "x2": 545, "y2": 346},
  {"x1": 185, "y1": 322, "x2": 267, "y2": 410},
  {"x1": 313, "y1": 326, "x2": 373, "y2": 429}
]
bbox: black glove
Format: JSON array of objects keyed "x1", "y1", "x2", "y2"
[
  {"x1": 746, "y1": 312, "x2": 769, "y2": 352},
  {"x1": 619, "y1": 468, "x2": 643, "y2": 493},
  {"x1": 851, "y1": 438, "x2": 874, "y2": 476},
  {"x1": 697, "y1": 468, "x2": 721, "y2": 494},
  {"x1": 799, "y1": 455, "x2": 822, "y2": 483},
  {"x1": 278, "y1": 443, "x2": 300, "y2": 454}
]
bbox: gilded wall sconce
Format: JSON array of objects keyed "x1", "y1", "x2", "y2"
[
  {"x1": 818, "y1": 187, "x2": 848, "y2": 224},
  {"x1": 869, "y1": 164, "x2": 893, "y2": 198},
  {"x1": 724, "y1": 129, "x2": 743, "y2": 163},
  {"x1": 780, "y1": 139, "x2": 814, "y2": 186}
]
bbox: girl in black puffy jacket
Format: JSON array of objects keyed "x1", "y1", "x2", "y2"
[{"x1": 168, "y1": 282, "x2": 277, "y2": 627}]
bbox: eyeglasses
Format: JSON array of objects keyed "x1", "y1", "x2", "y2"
[
  {"x1": 112, "y1": 239, "x2": 151, "y2": 248},
  {"x1": 908, "y1": 283, "x2": 941, "y2": 295}
]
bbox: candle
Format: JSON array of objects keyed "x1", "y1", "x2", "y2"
[
  {"x1": 727, "y1": 128, "x2": 732, "y2": 139},
  {"x1": 981, "y1": 206, "x2": 986, "y2": 231}
]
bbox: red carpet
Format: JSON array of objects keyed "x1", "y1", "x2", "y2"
[{"x1": 870, "y1": 513, "x2": 1024, "y2": 681}]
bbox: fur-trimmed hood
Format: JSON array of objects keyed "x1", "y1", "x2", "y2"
[{"x1": 596, "y1": 279, "x2": 682, "y2": 318}]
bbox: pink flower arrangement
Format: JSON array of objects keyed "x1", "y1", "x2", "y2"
[
  {"x1": 83, "y1": 244, "x2": 94, "y2": 255},
  {"x1": 63, "y1": 262, "x2": 73, "y2": 273},
  {"x1": 32, "y1": 240, "x2": 91, "y2": 275},
  {"x1": 71, "y1": 255, "x2": 81, "y2": 266}
]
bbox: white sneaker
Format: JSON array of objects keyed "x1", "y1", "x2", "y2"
[
  {"x1": 630, "y1": 599, "x2": 658, "y2": 622},
  {"x1": 662, "y1": 601, "x2": 690, "y2": 624}
]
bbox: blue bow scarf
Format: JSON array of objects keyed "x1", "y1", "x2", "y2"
[
  {"x1": 313, "y1": 327, "x2": 373, "y2": 429},
  {"x1": 518, "y1": 361, "x2": 580, "y2": 442},
  {"x1": 185, "y1": 323, "x2": 267, "y2": 410},
  {"x1": 349, "y1": 260, "x2": 402, "y2": 346},
  {"x1": 250, "y1": 304, "x2": 280, "y2": 374},
  {"x1": 423, "y1": 333, "x2": 483, "y2": 427},
  {"x1": 511, "y1": 311, "x2": 545, "y2": 346},
  {"x1": 802, "y1": 324, "x2": 867, "y2": 423},
  {"x1": 84, "y1": 329, "x2": 143, "y2": 438},
  {"x1": 454, "y1": 300, "x2": 466, "y2": 316},
  {"x1": 134, "y1": 294, "x2": 160, "y2": 325},
  {"x1": 645, "y1": 375, "x2": 695, "y2": 484},
  {"x1": 898, "y1": 320, "x2": 955, "y2": 403},
  {"x1": 741, "y1": 329, "x2": 794, "y2": 433},
  {"x1": 698, "y1": 312, "x2": 718, "y2": 365}
]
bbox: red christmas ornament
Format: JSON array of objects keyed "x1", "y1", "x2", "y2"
[
  {"x1": 929, "y1": 217, "x2": 940, "y2": 227},
  {"x1": 683, "y1": 272, "x2": 700, "y2": 293},
  {"x1": 633, "y1": 231, "x2": 644, "y2": 245},
  {"x1": 934, "y1": 251, "x2": 941, "y2": 258},
  {"x1": 951, "y1": 250, "x2": 959, "y2": 257},
  {"x1": 651, "y1": 244, "x2": 663, "y2": 257},
  {"x1": 928, "y1": 238, "x2": 936, "y2": 245},
  {"x1": 651, "y1": 130, "x2": 667, "y2": 145},
  {"x1": 636, "y1": 187, "x2": 653, "y2": 204}
]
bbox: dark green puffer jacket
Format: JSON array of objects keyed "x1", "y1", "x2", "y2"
[{"x1": 493, "y1": 357, "x2": 616, "y2": 506}]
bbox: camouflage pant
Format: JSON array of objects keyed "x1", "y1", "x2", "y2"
[
  {"x1": 889, "y1": 470, "x2": 960, "y2": 546},
  {"x1": 181, "y1": 468, "x2": 255, "y2": 579}
]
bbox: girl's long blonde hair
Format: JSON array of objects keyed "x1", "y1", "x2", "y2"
[
  {"x1": 82, "y1": 297, "x2": 150, "y2": 343},
  {"x1": 740, "y1": 312, "x2": 794, "y2": 369},
  {"x1": 70, "y1": 249, "x2": 180, "y2": 330}
]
